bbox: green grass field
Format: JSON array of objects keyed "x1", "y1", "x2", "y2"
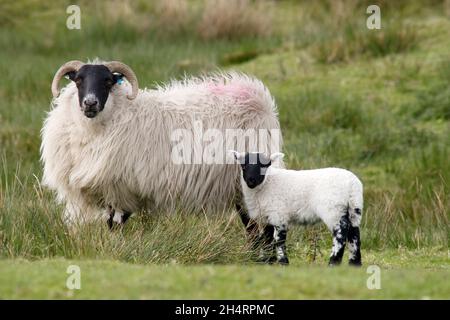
[
  {"x1": 1, "y1": 250, "x2": 449, "y2": 299},
  {"x1": 0, "y1": 0, "x2": 449, "y2": 299}
]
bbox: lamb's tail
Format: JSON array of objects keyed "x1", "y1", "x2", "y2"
[{"x1": 348, "y1": 177, "x2": 363, "y2": 227}]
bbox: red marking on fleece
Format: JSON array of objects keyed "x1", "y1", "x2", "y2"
[{"x1": 207, "y1": 83, "x2": 253, "y2": 100}]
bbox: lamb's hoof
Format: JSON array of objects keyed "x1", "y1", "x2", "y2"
[
  {"x1": 328, "y1": 259, "x2": 342, "y2": 267},
  {"x1": 278, "y1": 257, "x2": 289, "y2": 265},
  {"x1": 268, "y1": 256, "x2": 278, "y2": 264},
  {"x1": 349, "y1": 260, "x2": 362, "y2": 267},
  {"x1": 256, "y1": 255, "x2": 277, "y2": 264}
]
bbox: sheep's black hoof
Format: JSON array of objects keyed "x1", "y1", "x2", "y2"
[
  {"x1": 107, "y1": 215, "x2": 124, "y2": 230},
  {"x1": 107, "y1": 214, "x2": 114, "y2": 230},
  {"x1": 107, "y1": 206, "x2": 131, "y2": 230},
  {"x1": 349, "y1": 259, "x2": 362, "y2": 267},
  {"x1": 278, "y1": 257, "x2": 289, "y2": 265}
]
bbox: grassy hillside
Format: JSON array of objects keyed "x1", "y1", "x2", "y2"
[{"x1": 0, "y1": 0, "x2": 448, "y2": 299}]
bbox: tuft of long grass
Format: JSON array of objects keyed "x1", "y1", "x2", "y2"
[
  {"x1": 0, "y1": 160, "x2": 252, "y2": 263},
  {"x1": 198, "y1": 0, "x2": 272, "y2": 40},
  {"x1": 314, "y1": 24, "x2": 418, "y2": 64}
]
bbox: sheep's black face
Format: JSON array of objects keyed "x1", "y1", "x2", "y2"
[
  {"x1": 66, "y1": 65, "x2": 123, "y2": 118},
  {"x1": 239, "y1": 153, "x2": 271, "y2": 189}
]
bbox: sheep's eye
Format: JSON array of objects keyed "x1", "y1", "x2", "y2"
[
  {"x1": 105, "y1": 79, "x2": 114, "y2": 87},
  {"x1": 75, "y1": 78, "x2": 82, "y2": 86}
]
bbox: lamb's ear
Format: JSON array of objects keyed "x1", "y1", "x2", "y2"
[
  {"x1": 270, "y1": 152, "x2": 285, "y2": 161},
  {"x1": 228, "y1": 150, "x2": 243, "y2": 161}
]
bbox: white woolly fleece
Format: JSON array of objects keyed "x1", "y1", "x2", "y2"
[
  {"x1": 41, "y1": 71, "x2": 283, "y2": 223},
  {"x1": 241, "y1": 166, "x2": 363, "y2": 230}
]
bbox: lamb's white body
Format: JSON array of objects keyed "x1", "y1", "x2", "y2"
[
  {"x1": 242, "y1": 167, "x2": 363, "y2": 230},
  {"x1": 41, "y1": 72, "x2": 282, "y2": 224},
  {"x1": 239, "y1": 163, "x2": 363, "y2": 265}
]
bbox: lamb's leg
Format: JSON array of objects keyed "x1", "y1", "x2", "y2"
[
  {"x1": 257, "y1": 224, "x2": 276, "y2": 263},
  {"x1": 329, "y1": 214, "x2": 350, "y2": 266},
  {"x1": 235, "y1": 202, "x2": 260, "y2": 245},
  {"x1": 347, "y1": 225, "x2": 362, "y2": 266},
  {"x1": 107, "y1": 206, "x2": 132, "y2": 230},
  {"x1": 273, "y1": 225, "x2": 289, "y2": 265}
]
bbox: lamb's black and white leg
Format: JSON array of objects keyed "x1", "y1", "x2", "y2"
[
  {"x1": 257, "y1": 224, "x2": 276, "y2": 263},
  {"x1": 347, "y1": 225, "x2": 362, "y2": 266},
  {"x1": 236, "y1": 202, "x2": 260, "y2": 245},
  {"x1": 329, "y1": 214, "x2": 350, "y2": 266},
  {"x1": 273, "y1": 224, "x2": 289, "y2": 265},
  {"x1": 236, "y1": 201, "x2": 276, "y2": 262},
  {"x1": 107, "y1": 205, "x2": 132, "y2": 230},
  {"x1": 347, "y1": 207, "x2": 362, "y2": 266}
]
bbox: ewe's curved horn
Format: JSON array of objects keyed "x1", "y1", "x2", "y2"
[
  {"x1": 104, "y1": 61, "x2": 139, "y2": 100},
  {"x1": 51, "y1": 60, "x2": 84, "y2": 98}
]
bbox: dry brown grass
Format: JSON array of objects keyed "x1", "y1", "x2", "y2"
[
  {"x1": 96, "y1": 0, "x2": 274, "y2": 40},
  {"x1": 313, "y1": 24, "x2": 418, "y2": 64},
  {"x1": 445, "y1": 0, "x2": 450, "y2": 16},
  {"x1": 154, "y1": 0, "x2": 191, "y2": 35},
  {"x1": 198, "y1": 0, "x2": 272, "y2": 40},
  {"x1": 325, "y1": 0, "x2": 359, "y2": 30}
]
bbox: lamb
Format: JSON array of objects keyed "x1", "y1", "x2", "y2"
[
  {"x1": 41, "y1": 59, "x2": 283, "y2": 233},
  {"x1": 229, "y1": 151, "x2": 363, "y2": 266}
]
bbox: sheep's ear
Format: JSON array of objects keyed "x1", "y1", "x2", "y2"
[
  {"x1": 113, "y1": 73, "x2": 124, "y2": 85},
  {"x1": 228, "y1": 150, "x2": 243, "y2": 161},
  {"x1": 270, "y1": 152, "x2": 285, "y2": 161},
  {"x1": 65, "y1": 71, "x2": 76, "y2": 81}
]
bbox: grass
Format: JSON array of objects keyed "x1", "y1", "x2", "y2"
[
  {"x1": 1, "y1": 249, "x2": 448, "y2": 299},
  {"x1": 0, "y1": 0, "x2": 449, "y2": 299}
]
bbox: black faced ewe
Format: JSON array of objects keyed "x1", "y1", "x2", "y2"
[
  {"x1": 229, "y1": 151, "x2": 363, "y2": 266},
  {"x1": 41, "y1": 59, "x2": 283, "y2": 233}
]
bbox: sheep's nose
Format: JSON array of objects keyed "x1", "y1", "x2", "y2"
[{"x1": 84, "y1": 98, "x2": 98, "y2": 108}]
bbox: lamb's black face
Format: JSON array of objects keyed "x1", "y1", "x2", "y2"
[
  {"x1": 239, "y1": 153, "x2": 271, "y2": 189},
  {"x1": 66, "y1": 65, "x2": 123, "y2": 118}
]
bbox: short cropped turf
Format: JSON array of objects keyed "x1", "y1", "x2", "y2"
[
  {"x1": 0, "y1": 1, "x2": 449, "y2": 299},
  {"x1": 1, "y1": 248, "x2": 448, "y2": 299}
]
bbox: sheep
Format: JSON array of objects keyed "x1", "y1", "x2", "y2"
[
  {"x1": 229, "y1": 151, "x2": 363, "y2": 266},
  {"x1": 41, "y1": 59, "x2": 283, "y2": 234}
]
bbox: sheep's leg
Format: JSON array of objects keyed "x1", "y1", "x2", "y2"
[
  {"x1": 107, "y1": 206, "x2": 132, "y2": 230},
  {"x1": 63, "y1": 195, "x2": 105, "y2": 228},
  {"x1": 273, "y1": 225, "x2": 289, "y2": 265},
  {"x1": 347, "y1": 225, "x2": 362, "y2": 266},
  {"x1": 329, "y1": 214, "x2": 350, "y2": 266}
]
